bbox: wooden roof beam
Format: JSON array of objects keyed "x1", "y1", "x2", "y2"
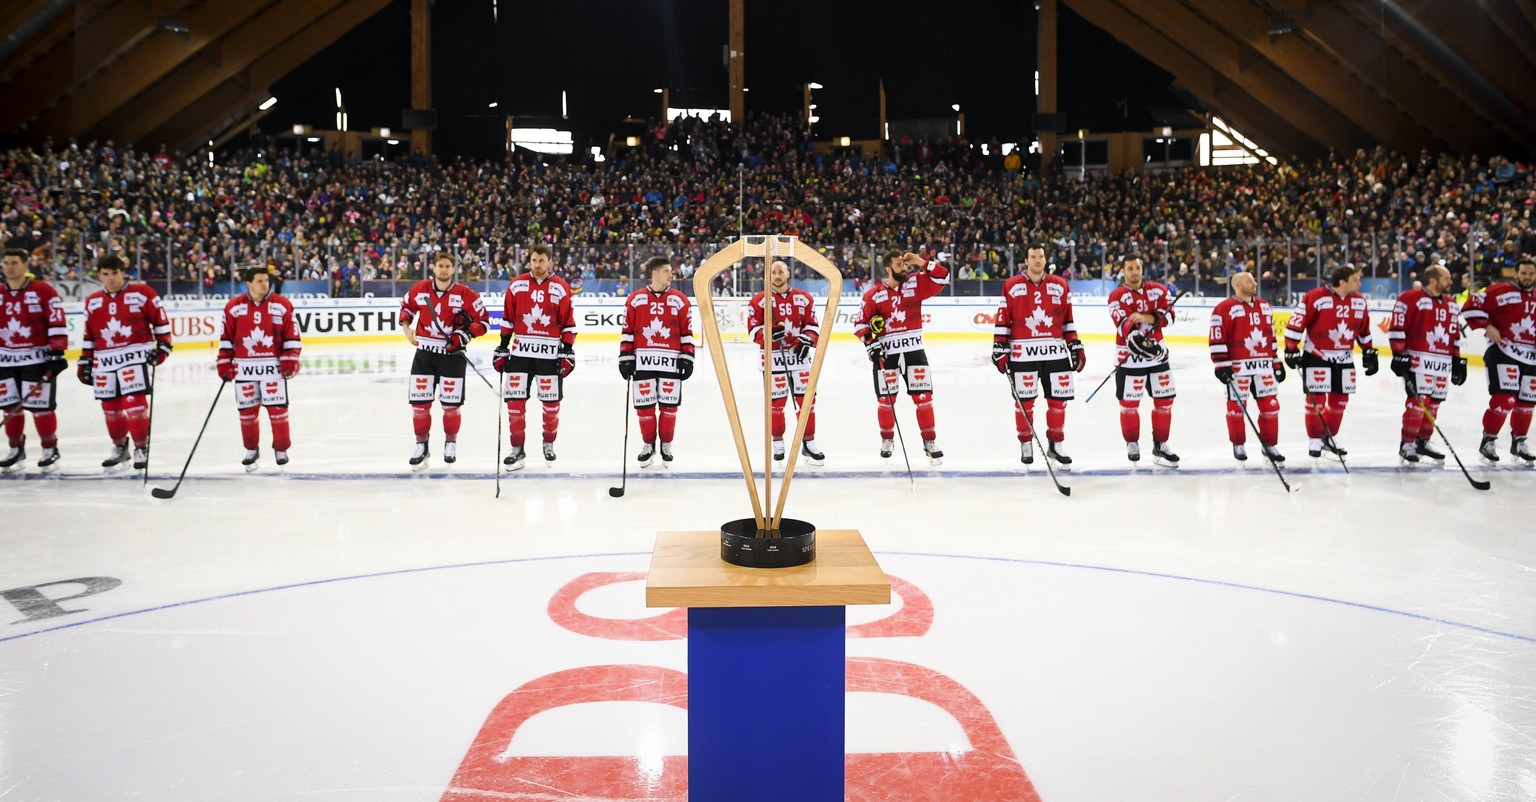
[{"x1": 1373, "y1": 2, "x2": 1536, "y2": 128}]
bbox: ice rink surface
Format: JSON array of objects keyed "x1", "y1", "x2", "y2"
[{"x1": 4, "y1": 339, "x2": 1534, "y2": 801}]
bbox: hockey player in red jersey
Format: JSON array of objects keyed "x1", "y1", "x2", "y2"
[
  {"x1": 853, "y1": 249, "x2": 951, "y2": 464},
  {"x1": 1461, "y1": 256, "x2": 1536, "y2": 463},
  {"x1": 77, "y1": 254, "x2": 173, "y2": 472},
  {"x1": 748, "y1": 259, "x2": 824, "y2": 465},
  {"x1": 1283, "y1": 265, "x2": 1378, "y2": 458},
  {"x1": 399, "y1": 253, "x2": 489, "y2": 469},
  {"x1": 1107, "y1": 256, "x2": 1179, "y2": 467},
  {"x1": 0, "y1": 248, "x2": 68, "y2": 472},
  {"x1": 1209, "y1": 271, "x2": 1287, "y2": 463},
  {"x1": 618, "y1": 256, "x2": 694, "y2": 466},
  {"x1": 1388, "y1": 265, "x2": 1464, "y2": 464},
  {"x1": 990, "y1": 244, "x2": 1084, "y2": 466},
  {"x1": 492, "y1": 244, "x2": 577, "y2": 471},
  {"x1": 217, "y1": 267, "x2": 302, "y2": 471}
]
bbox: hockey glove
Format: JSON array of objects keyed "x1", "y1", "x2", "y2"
[
  {"x1": 1360, "y1": 348, "x2": 1379, "y2": 376},
  {"x1": 991, "y1": 341, "x2": 1010, "y2": 374},
  {"x1": 1126, "y1": 330, "x2": 1164, "y2": 361},
  {"x1": 1068, "y1": 340, "x2": 1086, "y2": 373},
  {"x1": 1214, "y1": 366, "x2": 1234, "y2": 385},
  {"x1": 1390, "y1": 353, "x2": 1410, "y2": 377},
  {"x1": 1451, "y1": 356, "x2": 1468, "y2": 386},
  {"x1": 769, "y1": 323, "x2": 789, "y2": 347},
  {"x1": 43, "y1": 349, "x2": 67, "y2": 380},
  {"x1": 793, "y1": 333, "x2": 814, "y2": 361},
  {"x1": 216, "y1": 357, "x2": 236, "y2": 382},
  {"x1": 618, "y1": 354, "x2": 635, "y2": 380},
  {"x1": 76, "y1": 355, "x2": 93, "y2": 385},
  {"x1": 492, "y1": 346, "x2": 512, "y2": 373},
  {"x1": 154, "y1": 341, "x2": 173, "y2": 365},
  {"x1": 1273, "y1": 361, "x2": 1287, "y2": 383},
  {"x1": 280, "y1": 353, "x2": 301, "y2": 379},
  {"x1": 1283, "y1": 349, "x2": 1301, "y2": 370},
  {"x1": 446, "y1": 329, "x2": 471, "y2": 354},
  {"x1": 676, "y1": 354, "x2": 694, "y2": 381},
  {"x1": 559, "y1": 344, "x2": 576, "y2": 378},
  {"x1": 864, "y1": 339, "x2": 884, "y2": 365}
]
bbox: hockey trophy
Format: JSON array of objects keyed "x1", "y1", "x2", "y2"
[{"x1": 693, "y1": 235, "x2": 841, "y2": 567}]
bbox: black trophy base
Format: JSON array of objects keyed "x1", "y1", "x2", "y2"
[{"x1": 720, "y1": 518, "x2": 816, "y2": 568}]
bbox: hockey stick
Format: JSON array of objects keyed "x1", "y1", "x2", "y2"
[
  {"x1": 608, "y1": 376, "x2": 633, "y2": 498},
  {"x1": 871, "y1": 361, "x2": 913, "y2": 488},
  {"x1": 461, "y1": 352, "x2": 498, "y2": 392},
  {"x1": 1225, "y1": 379, "x2": 1292, "y2": 493},
  {"x1": 142, "y1": 358, "x2": 156, "y2": 485},
  {"x1": 494, "y1": 369, "x2": 505, "y2": 499},
  {"x1": 1007, "y1": 377, "x2": 1070, "y2": 497},
  {"x1": 1307, "y1": 393, "x2": 1350, "y2": 474},
  {"x1": 1411, "y1": 387, "x2": 1490, "y2": 491},
  {"x1": 1086, "y1": 290, "x2": 1188, "y2": 404},
  {"x1": 150, "y1": 381, "x2": 227, "y2": 500}
]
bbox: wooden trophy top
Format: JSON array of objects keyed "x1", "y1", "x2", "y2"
[{"x1": 646, "y1": 530, "x2": 891, "y2": 608}]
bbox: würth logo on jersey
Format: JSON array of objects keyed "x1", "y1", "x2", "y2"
[
  {"x1": 1054, "y1": 374, "x2": 1071, "y2": 389},
  {"x1": 241, "y1": 384, "x2": 257, "y2": 400},
  {"x1": 912, "y1": 367, "x2": 927, "y2": 382},
  {"x1": 415, "y1": 377, "x2": 430, "y2": 391},
  {"x1": 241, "y1": 328, "x2": 273, "y2": 352},
  {"x1": 1156, "y1": 373, "x2": 1171, "y2": 389},
  {"x1": 642, "y1": 318, "x2": 672, "y2": 346},
  {"x1": 99, "y1": 317, "x2": 133, "y2": 347},
  {"x1": 0, "y1": 318, "x2": 31, "y2": 346}
]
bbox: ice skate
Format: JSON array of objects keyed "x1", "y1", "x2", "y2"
[
  {"x1": 637, "y1": 442, "x2": 655, "y2": 468},
  {"x1": 1152, "y1": 441, "x2": 1180, "y2": 468},
  {"x1": 503, "y1": 445, "x2": 525, "y2": 472},
  {"x1": 1046, "y1": 440, "x2": 1072, "y2": 467},
  {"x1": 242, "y1": 448, "x2": 260, "y2": 472},
  {"x1": 801, "y1": 440, "x2": 825, "y2": 466},
  {"x1": 922, "y1": 440, "x2": 943, "y2": 466},
  {"x1": 1321, "y1": 433, "x2": 1347, "y2": 457},
  {"x1": 102, "y1": 440, "x2": 130, "y2": 469},
  {"x1": 409, "y1": 442, "x2": 430, "y2": 471},
  {"x1": 131, "y1": 446, "x2": 148, "y2": 471},
  {"x1": 1512, "y1": 436, "x2": 1535, "y2": 464},
  {"x1": 0, "y1": 445, "x2": 24, "y2": 473},
  {"x1": 660, "y1": 442, "x2": 674, "y2": 464},
  {"x1": 1262, "y1": 445, "x2": 1285, "y2": 464},
  {"x1": 1413, "y1": 438, "x2": 1444, "y2": 461},
  {"x1": 1019, "y1": 441, "x2": 1034, "y2": 465},
  {"x1": 772, "y1": 439, "x2": 785, "y2": 461},
  {"x1": 1398, "y1": 441, "x2": 1420, "y2": 464},
  {"x1": 1126, "y1": 441, "x2": 1141, "y2": 463},
  {"x1": 274, "y1": 450, "x2": 289, "y2": 467},
  {"x1": 1308, "y1": 437, "x2": 1324, "y2": 458},
  {"x1": 37, "y1": 447, "x2": 60, "y2": 472},
  {"x1": 1478, "y1": 435, "x2": 1500, "y2": 464},
  {"x1": 1232, "y1": 443, "x2": 1247, "y2": 462},
  {"x1": 443, "y1": 441, "x2": 458, "y2": 464},
  {"x1": 543, "y1": 442, "x2": 557, "y2": 463},
  {"x1": 879, "y1": 438, "x2": 894, "y2": 459}
]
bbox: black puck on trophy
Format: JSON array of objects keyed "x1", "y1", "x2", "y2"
[{"x1": 720, "y1": 518, "x2": 816, "y2": 568}]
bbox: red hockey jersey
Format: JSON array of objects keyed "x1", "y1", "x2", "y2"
[
  {"x1": 620, "y1": 287, "x2": 694, "y2": 374},
  {"x1": 0, "y1": 278, "x2": 67, "y2": 367},
  {"x1": 852, "y1": 260, "x2": 949, "y2": 353},
  {"x1": 1389, "y1": 289, "x2": 1460, "y2": 358},
  {"x1": 993, "y1": 272, "x2": 1078, "y2": 362},
  {"x1": 1209, "y1": 296, "x2": 1279, "y2": 370},
  {"x1": 399, "y1": 280, "x2": 488, "y2": 353},
  {"x1": 81, "y1": 283, "x2": 172, "y2": 371},
  {"x1": 1108, "y1": 281, "x2": 1175, "y2": 364},
  {"x1": 1284, "y1": 286, "x2": 1373, "y2": 359},
  {"x1": 499, "y1": 272, "x2": 576, "y2": 360},
  {"x1": 1462, "y1": 282, "x2": 1536, "y2": 365},
  {"x1": 748, "y1": 288, "x2": 820, "y2": 369},
  {"x1": 219, "y1": 293, "x2": 301, "y2": 381}
]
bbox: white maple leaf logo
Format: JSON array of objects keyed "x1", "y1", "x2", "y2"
[
  {"x1": 522, "y1": 304, "x2": 551, "y2": 330},
  {"x1": 0, "y1": 318, "x2": 31, "y2": 346},
  {"x1": 889, "y1": 306, "x2": 907, "y2": 324},
  {"x1": 1425, "y1": 325, "x2": 1450, "y2": 350},
  {"x1": 99, "y1": 317, "x2": 132, "y2": 347},
  {"x1": 1025, "y1": 306, "x2": 1051, "y2": 336},
  {"x1": 1242, "y1": 327, "x2": 1267, "y2": 352},
  {"x1": 1510, "y1": 317, "x2": 1535, "y2": 341},
  {"x1": 641, "y1": 317, "x2": 671, "y2": 346},
  {"x1": 1329, "y1": 321, "x2": 1352, "y2": 345},
  {"x1": 241, "y1": 327, "x2": 273, "y2": 351}
]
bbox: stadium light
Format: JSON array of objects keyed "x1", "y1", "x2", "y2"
[
  {"x1": 259, "y1": 96, "x2": 277, "y2": 111},
  {"x1": 808, "y1": 82, "x2": 824, "y2": 89},
  {"x1": 334, "y1": 88, "x2": 342, "y2": 108},
  {"x1": 489, "y1": 102, "x2": 498, "y2": 109},
  {"x1": 387, "y1": 139, "x2": 399, "y2": 145}
]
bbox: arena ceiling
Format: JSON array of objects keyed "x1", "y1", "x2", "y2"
[{"x1": 1, "y1": 0, "x2": 1531, "y2": 160}]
